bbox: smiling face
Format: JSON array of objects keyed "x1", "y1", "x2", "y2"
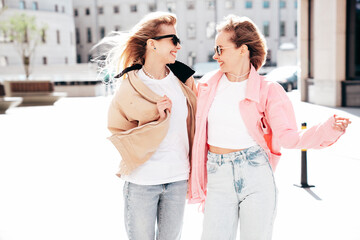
[
  {"x1": 213, "y1": 31, "x2": 244, "y2": 73},
  {"x1": 151, "y1": 24, "x2": 181, "y2": 64}
]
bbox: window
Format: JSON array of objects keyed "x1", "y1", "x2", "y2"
[
  {"x1": 85, "y1": 8, "x2": 90, "y2": 15},
  {"x1": 65, "y1": 57, "x2": 68, "y2": 64},
  {"x1": 294, "y1": 21, "x2": 297, "y2": 37},
  {"x1": 263, "y1": 1, "x2": 270, "y2": 8},
  {"x1": 77, "y1": 54, "x2": 81, "y2": 63},
  {"x1": 100, "y1": 27, "x2": 105, "y2": 38},
  {"x1": 113, "y1": 6, "x2": 119, "y2": 13},
  {"x1": 114, "y1": 25, "x2": 121, "y2": 31},
  {"x1": 74, "y1": 9, "x2": 78, "y2": 16},
  {"x1": 19, "y1": 1, "x2": 25, "y2": 9},
  {"x1": 55, "y1": 4, "x2": 58, "y2": 12},
  {"x1": 56, "y1": 30, "x2": 60, "y2": 44},
  {"x1": 76, "y1": 28, "x2": 80, "y2": 44},
  {"x1": 188, "y1": 52, "x2": 196, "y2": 67},
  {"x1": 263, "y1": 21, "x2": 270, "y2": 37},
  {"x1": 130, "y1": 4, "x2": 137, "y2": 12},
  {"x1": 186, "y1": 1, "x2": 195, "y2": 10},
  {"x1": 295, "y1": 0, "x2": 298, "y2": 8},
  {"x1": 346, "y1": 0, "x2": 360, "y2": 79},
  {"x1": 166, "y1": 1, "x2": 176, "y2": 12},
  {"x1": 88, "y1": 54, "x2": 92, "y2": 62},
  {"x1": 0, "y1": 0, "x2": 5, "y2": 9},
  {"x1": 280, "y1": 1, "x2": 286, "y2": 8},
  {"x1": 280, "y1": 21, "x2": 286, "y2": 37},
  {"x1": 98, "y1": 6, "x2": 103, "y2": 14},
  {"x1": 187, "y1": 23, "x2": 196, "y2": 39},
  {"x1": 206, "y1": 22, "x2": 216, "y2": 39},
  {"x1": 266, "y1": 49, "x2": 272, "y2": 65},
  {"x1": 225, "y1": 0, "x2": 234, "y2": 9},
  {"x1": 87, "y1": 28, "x2": 92, "y2": 43},
  {"x1": 32, "y1": 2, "x2": 38, "y2": 10},
  {"x1": 43, "y1": 57, "x2": 47, "y2": 65},
  {"x1": 41, "y1": 29, "x2": 46, "y2": 43},
  {"x1": 207, "y1": 0, "x2": 215, "y2": 9},
  {"x1": 245, "y1": 1, "x2": 252, "y2": 8},
  {"x1": 62, "y1": 6, "x2": 65, "y2": 13},
  {"x1": 148, "y1": 3, "x2": 156, "y2": 11}
]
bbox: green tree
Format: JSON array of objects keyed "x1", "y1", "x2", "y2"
[{"x1": 0, "y1": 13, "x2": 47, "y2": 79}]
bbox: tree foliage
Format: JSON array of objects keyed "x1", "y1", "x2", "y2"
[{"x1": 0, "y1": 13, "x2": 47, "y2": 79}]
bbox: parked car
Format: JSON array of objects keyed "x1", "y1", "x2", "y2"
[
  {"x1": 265, "y1": 66, "x2": 299, "y2": 92},
  {"x1": 193, "y1": 62, "x2": 219, "y2": 79}
]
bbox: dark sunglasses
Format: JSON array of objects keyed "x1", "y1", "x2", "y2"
[
  {"x1": 151, "y1": 34, "x2": 181, "y2": 46},
  {"x1": 214, "y1": 45, "x2": 232, "y2": 56}
]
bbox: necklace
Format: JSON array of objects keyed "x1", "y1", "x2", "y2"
[
  {"x1": 143, "y1": 66, "x2": 169, "y2": 79},
  {"x1": 227, "y1": 71, "x2": 250, "y2": 79}
]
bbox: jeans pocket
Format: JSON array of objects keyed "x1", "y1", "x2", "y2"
[
  {"x1": 247, "y1": 151, "x2": 268, "y2": 167},
  {"x1": 207, "y1": 160, "x2": 219, "y2": 174}
]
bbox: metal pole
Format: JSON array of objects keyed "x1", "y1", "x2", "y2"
[{"x1": 294, "y1": 122, "x2": 315, "y2": 188}]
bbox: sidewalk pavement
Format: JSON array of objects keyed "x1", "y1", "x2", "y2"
[{"x1": 0, "y1": 90, "x2": 359, "y2": 240}]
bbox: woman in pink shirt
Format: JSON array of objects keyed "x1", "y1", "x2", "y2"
[{"x1": 188, "y1": 15, "x2": 351, "y2": 240}]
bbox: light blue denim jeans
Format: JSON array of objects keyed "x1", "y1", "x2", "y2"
[
  {"x1": 123, "y1": 180, "x2": 188, "y2": 240},
  {"x1": 201, "y1": 145, "x2": 277, "y2": 240}
]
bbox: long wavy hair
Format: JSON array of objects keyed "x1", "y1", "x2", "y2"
[
  {"x1": 216, "y1": 15, "x2": 267, "y2": 71},
  {"x1": 94, "y1": 12, "x2": 177, "y2": 82}
]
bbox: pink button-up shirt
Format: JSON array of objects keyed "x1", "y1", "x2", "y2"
[{"x1": 188, "y1": 65, "x2": 344, "y2": 207}]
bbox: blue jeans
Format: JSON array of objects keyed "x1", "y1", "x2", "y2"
[
  {"x1": 202, "y1": 145, "x2": 277, "y2": 240},
  {"x1": 123, "y1": 180, "x2": 188, "y2": 240}
]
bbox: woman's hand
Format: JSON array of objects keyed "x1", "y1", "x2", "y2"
[
  {"x1": 157, "y1": 95, "x2": 172, "y2": 121},
  {"x1": 333, "y1": 115, "x2": 351, "y2": 132}
]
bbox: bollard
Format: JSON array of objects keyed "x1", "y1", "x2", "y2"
[{"x1": 294, "y1": 122, "x2": 315, "y2": 188}]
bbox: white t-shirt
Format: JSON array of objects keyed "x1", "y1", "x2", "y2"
[
  {"x1": 121, "y1": 68, "x2": 189, "y2": 185},
  {"x1": 207, "y1": 74, "x2": 257, "y2": 149}
]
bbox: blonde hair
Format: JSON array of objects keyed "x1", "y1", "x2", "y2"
[
  {"x1": 216, "y1": 15, "x2": 267, "y2": 70},
  {"x1": 94, "y1": 12, "x2": 177, "y2": 82}
]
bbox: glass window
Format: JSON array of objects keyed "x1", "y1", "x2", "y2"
[
  {"x1": 88, "y1": 54, "x2": 92, "y2": 62},
  {"x1": 294, "y1": 21, "x2": 297, "y2": 37},
  {"x1": 74, "y1": 9, "x2": 78, "y2": 16},
  {"x1": 166, "y1": 1, "x2": 176, "y2": 12},
  {"x1": 280, "y1": 1, "x2": 286, "y2": 8},
  {"x1": 98, "y1": 6, "x2": 103, "y2": 14},
  {"x1": 207, "y1": 0, "x2": 215, "y2": 9},
  {"x1": 100, "y1": 27, "x2": 105, "y2": 38},
  {"x1": 19, "y1": 1, "x2": 25, "y2": 9},
  {"x1": 148, "y1": 3, "x2": 156, "y2": 11},
  {"x1": 55, "y1": 4, "x2": 58, "y2": 12},
  {"x1": 62, "y1": 6, "x2": 65, "y2": 13},
  {"x1": 77, "y1": 54, "x2": 82, "y2": 63},
  {"x1": 280, "y1": 21, "x2": 286, "y2": 37},
  {"x1": 206, "y1": 22, "x2": 216, "y2": 39},
  {"x1": 263, "y1": 1, "x2": 270, "y2": 8},
  {"x1": 245, "y1": 1, "x2": 252, "y2": 8},
  {"x1": 295, "y1": 0, "x2": 298, "y2": 9},
  {"x1": 65, "y1": 57, "x2": 68, "y2": 64},
  {"x1": 186, "y1": 1, "x2": 195, "y2": 10},
  {"x1": 32, "y1": 2, "x2": 38, "y2": 10},
  {"x1": 114, "y1": 25, "x2": 121, "y2": 31},
  {"x1": 346, "y1": 0, "x2": 360, "y2": 79},
  {"x1": 187, "y1": 23, "x2": 196, "y2": 39},
  {"x1": 76, "y1": 28, "x2": 80, "y2": 44},
  {"x1": 225, "y1": 0, "x2": 234, "y2": 9},
  {"x1": 113, "y1": 6, "x2": 119, "y2": 13},
  {"x1": 87, "y1": 28, "x2": 92, "y2": 43},
  {"x1": 263, "y1": 21, "x2": 270, "y2": 37},
  {"x1": 56, "y1": 30, "x2": 60, "y2": 44},
  {"x1": 43, "y1": 57, "x2": 47, "y2": 65},
  {"x1": 130, "y1": 4, "x2": 137, "y2": 12},
  {"x1": 85, "y1": 8, "x2": 90, "y2": 15}
]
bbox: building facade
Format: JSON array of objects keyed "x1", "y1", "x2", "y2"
[
  {"x1": 299, "y1": 0, "x2": 360, "y2": 107},
  {"x1": 0, "y1": 0, "x2": 76, "y2": 68},
  {"x1": 73, "y1": 0, "x2": 298, "y2": 66}
]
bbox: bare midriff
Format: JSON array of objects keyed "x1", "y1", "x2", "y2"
[{"x1": 208, "y1": 145, "x2": 245, "y2": 154}]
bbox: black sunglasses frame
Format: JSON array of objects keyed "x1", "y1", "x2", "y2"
[{"x1": 151, "y1": 34, "x2": 181, "y2": 46}]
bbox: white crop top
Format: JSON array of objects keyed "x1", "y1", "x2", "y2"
[{"x1": 207, "y1": 74, "x2": 257, "y2": 149}]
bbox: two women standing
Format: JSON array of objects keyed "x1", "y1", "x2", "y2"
[{"x1": 103, "y1": 12, "x2": 350, "y2": 240}]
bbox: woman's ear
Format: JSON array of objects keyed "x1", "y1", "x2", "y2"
[
  {"x1": 146, "y1": 39, "x2": 156, "y2": 50},
  {"x1": 240, "y1": 44, "x2": 249, "y2": 55}
]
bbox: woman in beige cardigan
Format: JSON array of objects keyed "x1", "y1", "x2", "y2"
[{"x1": 98, "y1": 12, "x2": 197, "y2": 240}]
